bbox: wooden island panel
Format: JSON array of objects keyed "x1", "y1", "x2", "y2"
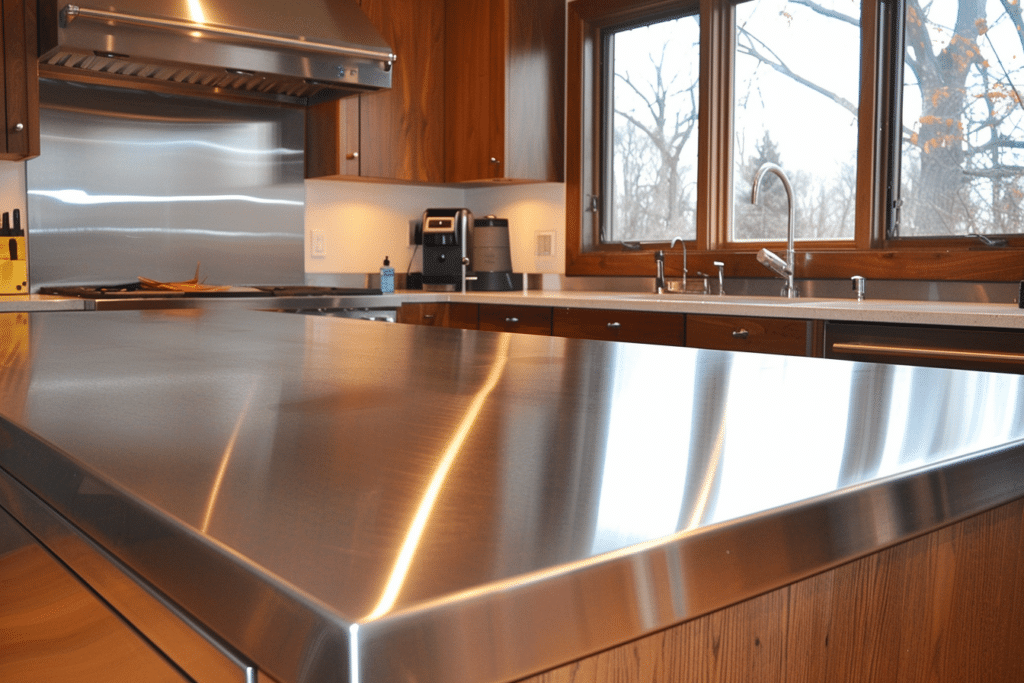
[{"x1": 516, "y1": 498, "x2": 1024, "y2": 683}]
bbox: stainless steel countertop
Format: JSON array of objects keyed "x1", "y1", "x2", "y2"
[
  {"x1": 0, "y1": 294, "x2": 88, "y2": 311},
  {"x1": 0, "y1": 309, "x2": 1023, "y2": 683}
]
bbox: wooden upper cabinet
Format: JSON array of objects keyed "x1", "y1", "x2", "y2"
[
  {"x1": 306, "y1": 0, "x2": 446, "y2": 182},
  {"x1": 0, "y1": 0, "x2": 40, "y2": 160},
  {"x1": 444, "y1": 0, "x2": 564, "y2": 183}
]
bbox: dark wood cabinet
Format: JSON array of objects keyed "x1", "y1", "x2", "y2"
[
  {"x1": 444, "y1": 0, "x2": 564, "y2": 183},
  {"x1": 825, "y1": 321, "x2": 1024, "y2": 373},
  {"x1": 306, "y1": 0, "x2": 445, "y2": 182},
  {"x1": 553, "y1": 307, "x2": 686, "y2": 346},
  {"x1": 397, "y1": 302, "x2": 479, "y2": 328},
  {"x1": 0, "y1": 0, "x2": 39, "y2": 160},
  {"x1": 478, "y1": 303, "x2": 553, "y2": 335},
  {"x1": 687, "y1": 314, "x2": 817, "y2": 357}
]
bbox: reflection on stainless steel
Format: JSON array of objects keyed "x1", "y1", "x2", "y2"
[
  {"x1": 0, "y1": 310, "x2": 1022, "y2": 683},
  {"x1": 26, "y1": 79, "x2": 305, "y2": 290},
  {"x1": 0, "y1": 500, "x2": 191, "y2": 681},
  {"x1": 0, "y1": 468, "x2": 255, "y2": 682}
]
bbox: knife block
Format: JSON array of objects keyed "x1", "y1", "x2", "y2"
[{"x1": 0, "y1": 236, "x2": 28, "y2": 294}]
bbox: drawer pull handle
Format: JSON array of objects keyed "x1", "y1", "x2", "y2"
[
  {"x1": 732, "y1": 328, "x2": 749, "y2": 339},
  {"x1": 505, "y1": 317, "x2": 519, "y2": 323},
  {"x1": 423, "y1": 314, "x2": 435, "y2": 320},
  {"x1": 831, "y1": 342, "x2": 1024, "y2": 363},
  {"x1": 607, "y1": 322, "x2": 621, "y2": 329}
]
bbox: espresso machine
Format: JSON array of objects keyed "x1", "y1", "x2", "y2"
[{"x1": 421, "y1": 208, "x2": 472, "y2": 290}]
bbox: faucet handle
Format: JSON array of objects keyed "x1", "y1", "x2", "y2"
[
  {"x1": 713, "y1": 261, "x2": 725, "y2": 295},
  {"x1": 851, "y1": 275, "x2": 866, "y2": 301}
]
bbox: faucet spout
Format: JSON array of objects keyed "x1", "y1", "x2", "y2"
[{"x1": 751, "y1": 162, "x2": 797, "y2": 298}]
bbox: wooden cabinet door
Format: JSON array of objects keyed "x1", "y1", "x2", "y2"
[
  {"x1": 478, "y1": 304, "x2": 552, "y2": 335},
  {"x1": 360, "y1": 0, "x2": 445, "y2": 181},
  {"x1": 687, "y1": 314, "x2": 813, "y2": 357},
  {"x1": 553, "y1": 308, "x2": 686, "y2": 346},
  {"x1": 397, "y1": 302, "x2": 479, "y2": 328},
  {"x1": 444, "y1": 0, "x2": 563, "y2": 183},
  {"x1": 306, "y1": 0, "x2": 445, "y2": 182},
  {"x1": 0, "y1": 0, "x2": 39, "y2": 160}
]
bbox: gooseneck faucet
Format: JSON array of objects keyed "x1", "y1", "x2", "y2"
[
  {"x1": 654, "y1": 236, "x2": 686, "y2": 294},
  {"x1": 751, "y1": 162, "x2": 797, "y2": 298}
]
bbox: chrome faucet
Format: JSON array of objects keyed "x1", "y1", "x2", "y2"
[
  {"x1": 751, "y1": 162, "x2": 797, "y2": 298},
  {"x1": 654, "y1": 236, "x2": 686, "y2": 294}
]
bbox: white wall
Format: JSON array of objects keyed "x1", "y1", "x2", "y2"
[{"x1": 304, "y1": 180, "x2": 565, "y2": 278}]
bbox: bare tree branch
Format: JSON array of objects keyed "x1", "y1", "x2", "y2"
[
  {"x1": 789, "y1": 0, "x2": 859, "y2": 27},
  {"x1": 962, "y1": 164, "x2": 1024, "y2": 178},
  {"x1": 737, "y1": 28, "x2": 859, "y2": 117}
]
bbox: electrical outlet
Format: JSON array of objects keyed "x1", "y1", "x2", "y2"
[{"x1": 310, "y1": 230, "x2": 326, "y2": 259}]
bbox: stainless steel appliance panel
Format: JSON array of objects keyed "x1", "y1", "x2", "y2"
[
  {"x1": 26, "y1": 79, "x2": 305, "y2": 289},
  {"x1": 38, "y1": 0, "x2": 395, "y2": 101}
]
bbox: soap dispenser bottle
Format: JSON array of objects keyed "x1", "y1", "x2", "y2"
[{"x1": 380, "y1": 256, "x2": 395, "y2": 293}]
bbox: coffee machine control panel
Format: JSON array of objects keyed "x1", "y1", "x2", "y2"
[{"x1": 423, "y1": 217, "x2": 459, "y2": 245}]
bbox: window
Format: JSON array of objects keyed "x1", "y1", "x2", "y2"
[
  {"x1": 893, "y1": 0, "x2": 1024, "y2": 238},
  {"x1": 733, "y1": 0, "x2": 862, "y2": 242},
  {"x1": 603, "y1": 12, "x2": 700, "y2": 244},
  {"x1": 567, "y1": 0, "x2": 1024, "y2": 282}
]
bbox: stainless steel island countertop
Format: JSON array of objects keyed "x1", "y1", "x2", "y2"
[{"x1": 0, "y1": 309, "x2": 1023, "y2": 683}]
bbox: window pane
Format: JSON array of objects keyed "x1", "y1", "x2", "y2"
[
  {"x1": 898, "y1": 0, "x2": 1024, "y2": 237},
  {"x1": 733, "y1": 0, "x2": 861, "y2": 242},
  {"x1": 604, "y1": 15, "x2": 700, "y2": 243}
]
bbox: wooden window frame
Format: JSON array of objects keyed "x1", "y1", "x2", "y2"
[{"x1": 565, "y1": 0, "x2": 1024, "y2": 283}]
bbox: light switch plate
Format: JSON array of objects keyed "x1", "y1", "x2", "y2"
[{"x1": 310, "y1": 230, "x2": 326, "y2": 259}]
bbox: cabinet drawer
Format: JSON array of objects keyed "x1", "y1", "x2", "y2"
[
  {"x1": 825, "y1": 322, "x2": 1024, "y2": 373},
  {"x1": 478, "y1": 305, "x2": 552, "y2": 335},
  {"x1": 553, "y1": 308, "x2": 685, "y2": 346},
  {"x1": 687, "y1": 315, "x2": 811, "y2": 356},
  {"x1": 397, "y1": 303, "x2": 479, "y2": 329}
]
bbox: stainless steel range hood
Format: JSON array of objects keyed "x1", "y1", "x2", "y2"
[{"x1": 37, "y1": 0, "x2": 395, "y2": 103}]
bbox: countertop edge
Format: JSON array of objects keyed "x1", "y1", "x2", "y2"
[
  {"x1": 357, "y1": 439, "x2": 1024, "y2": 683},
  {"x1": 393, "y1": 290, "x2": 1024, "y2": 329}
]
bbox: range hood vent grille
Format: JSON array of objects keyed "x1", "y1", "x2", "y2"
[{"x1": 38, "y1": 1, "x2": 395, "y2": 103}]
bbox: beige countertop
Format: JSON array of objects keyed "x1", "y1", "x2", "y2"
[{"x1": 395, "y1": 289, "x2": 1024, "y2": 329}]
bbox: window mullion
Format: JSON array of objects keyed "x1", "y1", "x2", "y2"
[{"x1": 697, "y1": 0, "x2": 735, "y2": 251}]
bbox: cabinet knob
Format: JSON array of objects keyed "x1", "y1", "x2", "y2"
[
  {"x1": 732, "y1": 328, "x2": 750, "y2": 339},
  {"x1": 345, "y1": 151, "x2": 359, "y2": 160},
  {"x1": 489, "y1": 157, "x2": 500, "y2": 165},
  {"x1": 12, "y1": 123, "x2": 23, "y2": 132}
]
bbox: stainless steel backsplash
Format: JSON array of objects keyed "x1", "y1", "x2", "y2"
[{"x1": 26, "y1": 78, "x2": 306, "y2": 289}]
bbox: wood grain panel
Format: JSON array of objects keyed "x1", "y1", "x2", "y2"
[
  {"x1": 523, "y1": 587, "x2": 789, "y2": 683},
  {"x1": 553, "y1": 307, "x2": 685, "y2": 346},
  {"x1": 361, "y1": 0, "x2": 446, "y2": 182},
  {"x1": 445, "y1": 0, "x2": 564, "y2": 182},
  {"x1": 478, "y1": 304, "x2": 553, "y2": 335},
  {"x1": 444, "y1": 0, "x2": 496, "y2": 181},
  {"x1": 0, "y1": 530, "x2": 187, "y2": 682},
  {"x1": 1, "y1": 0, "x2": 39, "y2": 160},
  {"x1": 687, "y1": 314, "x2": 810, "y2": 356},
  {"x1": 515, "y1": 499, "x2": 1024, "y2": 683},
  {"x1": 396, "y1": 302, "x2": 479, "y2": 328},
  {"x1": 504, "y1": 0, "x2": 565, "y2": 181}
]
